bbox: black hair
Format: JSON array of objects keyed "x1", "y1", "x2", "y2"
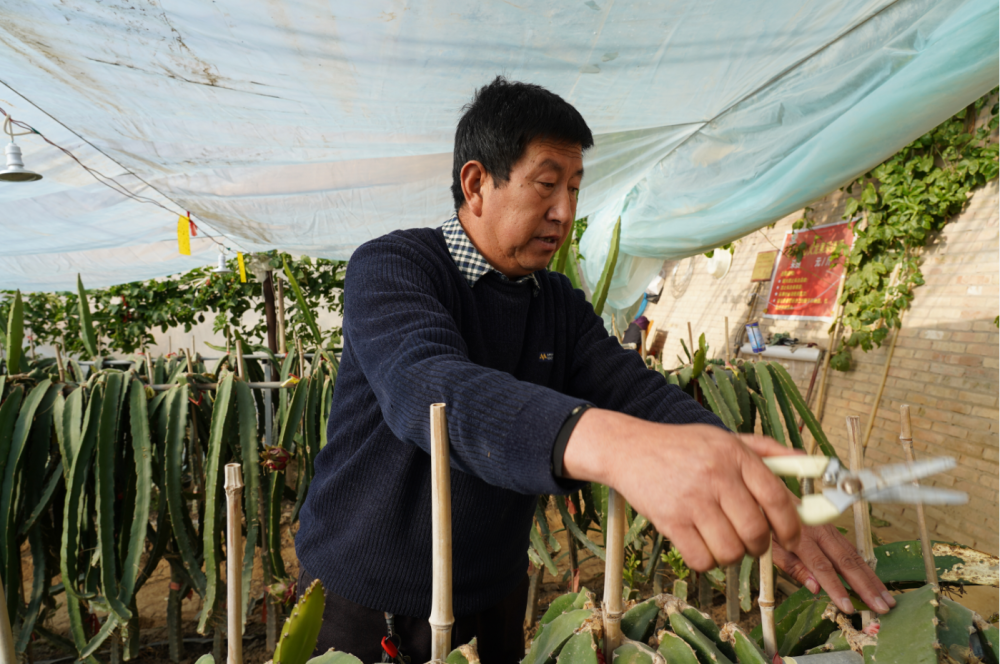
[{"x1": 451, "y1": 76, "x2": 594, "y2": 211}]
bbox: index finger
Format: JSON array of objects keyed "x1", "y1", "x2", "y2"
[{"x1": 738, "y1": 445, "x2": 802, "y2": 550}]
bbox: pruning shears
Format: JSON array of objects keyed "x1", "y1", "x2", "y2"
[{"x1": 762, "y1": 455, "x2": 968, "y2": 525}]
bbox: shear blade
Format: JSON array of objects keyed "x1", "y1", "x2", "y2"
[
  {"x1": 865, "y1": 485, "x2": 969, "y2": 505},
  {"x1": 874, "y1": 457, "x2": 957, "y2": 487}
]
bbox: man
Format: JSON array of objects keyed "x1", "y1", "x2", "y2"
[{"x1": 296, "y1": 77, "x2": 893, "y2": 663}]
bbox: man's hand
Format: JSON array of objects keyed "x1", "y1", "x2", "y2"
[
  {"x1": 772, "y1": 525, "x2": 896, "y2": 615},
  {"x1": 562, "y1": 409, "x2": 802, "y2": 571}
]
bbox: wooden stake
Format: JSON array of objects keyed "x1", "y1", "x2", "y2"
[
  {"x1": 602, "y1": 488, "x2": 626, "y2": 662},
  {"x1": 861, "y1": 323, "x2": 902, "y2": 450},
  {"x1": 185, "y1": 348, "x2": 195, "y2": 374},
  {"x1": 262, "y1": 271, "x2": 279, "y2": 354},
  {"x1": 225, "y1": 464, "x2": 245, "y2": 664},
  {"x1": 811, "y1": 272, "x2": 847, "y2": 431},
  {"x1": 192, "y1": 335, "x2": 197, "y2": 364},
  {"x1": 759, "y1": 541, "x2": 777, "y2": 659},
  {"x1": 54, "y1": 342, "x2": 67, "y2": 383},
  {"x1": 639, "y1": 329, "x2": 647, "y2": 360},
  {"x1": 235, "y1": 340, "x2": 245, "y2": 380},
  {"x1": 0, "y1": 575, "x2": 16, "y2": 664},
  {"x1": 429, "y1": 404, "x2": 453, "y2": 660},
  {"x1": 899, "y1": 405, "x2": 939, "y2": 590},
  {"x1": 296, "y1": 337, "x2": 306, "y2": 379},
  {"x1": 724, "y1": 316, "x2": 731, "y2": 363},
  {"x1": 846, "y1": 416, "x2": 876, "y2": 628},
  {"x1": 277, "y1": 278, "x2": 287, "y2": 355},
  {"x1": 524, "y1": 564, "x2": 543, "y2": 629}
]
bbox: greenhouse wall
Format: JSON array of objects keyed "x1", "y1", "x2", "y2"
[{"x1": 641, "y1": 181, "x2": 999, "y2": 555}]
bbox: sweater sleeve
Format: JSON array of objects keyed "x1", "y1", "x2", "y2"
[
  {"x1": 343, "y1": 236, "x2": 590, "y2": 496},
  {"x1": 562, "y1": 281, "x2": 729, "y2": 429}
]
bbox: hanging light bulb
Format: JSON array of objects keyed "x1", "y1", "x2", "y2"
[
  {"x1": 0, "y1": 142, "x2": 42, "y2": 182},
  {"x1": 212, "y1": 249, "x2": 232, "y2": 274}
]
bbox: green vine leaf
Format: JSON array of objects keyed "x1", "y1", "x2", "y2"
[{"x1": 829, "y1": 90, "x2": 998, "y2": 370}]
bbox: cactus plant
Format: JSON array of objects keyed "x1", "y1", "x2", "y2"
[
  {"x1": 523, "y1": 582, "x2": 1000, "y2": 664},
  {"x1": 273, "y1": 579, "x2": 326, "y2": 664}
]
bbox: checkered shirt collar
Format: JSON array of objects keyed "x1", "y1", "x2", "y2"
[{"x1": 441, "y1": 216, "x2": 540, "y2": 294}]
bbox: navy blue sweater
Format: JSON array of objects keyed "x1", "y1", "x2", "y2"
[{"x1": 296, "y1": 227, "x2": 723, "y2": 618}]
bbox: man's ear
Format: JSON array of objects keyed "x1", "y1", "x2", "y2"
[{"x1": 460, "y1": 160, "x2": 489, "y2": 217}]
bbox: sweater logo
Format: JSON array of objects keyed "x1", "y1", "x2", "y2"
[{"x1": 539, "y1": 352, "x2": 554, "y2": 362}]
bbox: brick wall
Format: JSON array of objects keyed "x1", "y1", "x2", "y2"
[{"x1": 641, "y1": 181, "x2": 999, "y2": 554}]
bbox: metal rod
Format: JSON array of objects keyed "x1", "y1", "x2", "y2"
[
  {"x1": 847, "y1": 416, "x2": 875, "y2": 629},
  {"x1": 899, "y1": 405, "x2": 938, "y2": 590},
  {"x1": 602, "y1": 488, "x2": 626, "y2": 662},
  {"x1": 224, "y1": 464, "x2": 245, "y2": 664},
  {"x1": 429, "y1": 403, "x2": 454, "y2": 660}
]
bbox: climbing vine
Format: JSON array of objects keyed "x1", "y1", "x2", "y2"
[
  {"x1": 823, "y1": 91, "x2": 998, "y2": 370},
  {"x1": 0, "y1": 251, "x2": 346, "y2": 357}
]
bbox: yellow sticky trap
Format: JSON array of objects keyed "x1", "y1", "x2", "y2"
[
  {"x1": 177, "y1": 216, "x2": 191, "y2": 256},
  {"x1": 237, "y1": 252, "x2": 247, "y2": 283}
]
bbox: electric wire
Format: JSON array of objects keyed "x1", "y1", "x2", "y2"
[{"x1": 0, "y1": 94, "x2": 240, "y2": 254}]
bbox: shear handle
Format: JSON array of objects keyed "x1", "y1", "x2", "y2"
[{"x1": 763, "y1": 455, "x2": 831, "y2": 479}]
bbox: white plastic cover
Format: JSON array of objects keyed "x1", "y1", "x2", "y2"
[{"x1": 0, "y1": 0, "x2": 996, "y2": 298}]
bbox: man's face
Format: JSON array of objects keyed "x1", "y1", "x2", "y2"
[{"x1": 466, "y1": 138, "x2": 584, "y2": 278}]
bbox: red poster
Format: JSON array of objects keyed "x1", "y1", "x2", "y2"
[{"x1": 764, "y1": 220, "x2": 854, "y2": 321}]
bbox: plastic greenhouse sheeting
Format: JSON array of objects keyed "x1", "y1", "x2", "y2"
[{"x1": 0, "y1": 0, "x2": 996, "y2": 300}]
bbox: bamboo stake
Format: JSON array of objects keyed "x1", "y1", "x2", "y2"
[
  {"x1": 524, "y1": 564, "x2": 543, "y2": 629},
  {"x1": 846, "y1": 416, "x2": 875, "y2": 629},
  {"x1": 185, "y1": 348, "x2": 195, "y2": 374},
  {"x1": 639, "y1": 329, "x2": 647, "y2": 360},
  {"x1": 899, "y1": 405, "x2": 939, "y2": 590},
  {"x1": 296, "y1": 337, "x2": 306, "y2": 379},
  {"x1": 429, "y1": 404, "x2": 453, "y2": 661},
  {"x1": 687, "y1": 321, "x2": 694, "y2": 354},
  {"x1": 225, "y1": 464, "x2": 245, "y2": 664},
  {"x1": 277, "y1": 278, "x2": 287, "y2": 355},
  {"x1": 724, "y1": 316, "x2": 731, "y2": 363},
  {"x1": 235, "y1": 340, "x2": 245, "y2": 380},
  {"x1": 861, "y1": 322, "x2": 902, "y2": 450},
  {"x1": 810, "y1": 272, "x2": 847, "y2": 440},
  {"x1": 54, "y1": 342, "x2": 66, "y2": 383},
  {"x1": 602, "y1": 488, "x2": 626, "y2": 662},
  {"x1": 0, "y1": 576, "x2": 15, "y2": 664},
  {"x1": 759, "y1": 542, "x2": 777, "y2": 659}
]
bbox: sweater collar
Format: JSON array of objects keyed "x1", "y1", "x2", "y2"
[{"x1": 441, "y1": 216, "x2": 540, "y2": 294}]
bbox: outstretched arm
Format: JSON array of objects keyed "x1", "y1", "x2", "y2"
[{"x1": 561, "y1": 411, "x2": 894, "y2": 614}]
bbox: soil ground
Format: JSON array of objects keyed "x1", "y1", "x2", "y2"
[{"x1": 19, "y1": 500, "x2": 999, "y2": 663}]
